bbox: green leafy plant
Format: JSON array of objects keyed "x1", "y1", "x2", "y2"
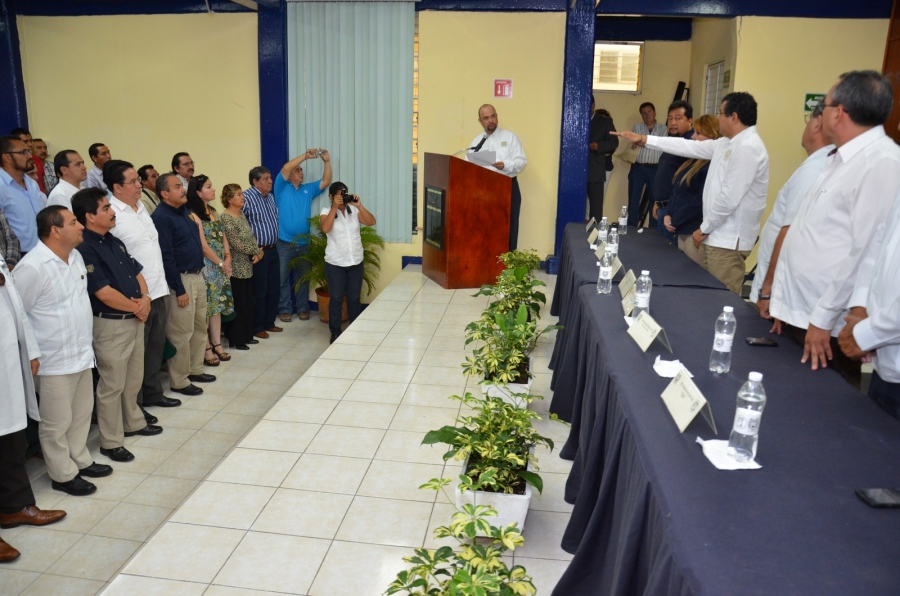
[
  {"x1": 497, "y1": 248, "x2": 541, "y2": 274},
  {"x1": 290, "y1": 215, "x2": 386, "y2": 296},
  {"x1": 423, "y1": 392, "x2": 556, "y2": 495},
  {"x1": 473, "y1": 266, "x2": 547, "y2": 320},
  {"x1": 385, "y1": 473, "x2": 537, "y2": 596},
  {"x1": 463, "y1": 304, "x2": 560, "y2": 386}
]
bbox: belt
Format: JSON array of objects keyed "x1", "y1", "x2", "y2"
[
  {"x1": 179, "y1": 269, "x2": 202, "y2": 275},
  {"x1": 94, "y1": 312, "x2": 136, "y2": 320},
  {"x1": 637, "y1": 163, "x2": 658, "y2": 167},
  {"x1": 259, "y1": 244, "x2": 276, "y2": 250}
]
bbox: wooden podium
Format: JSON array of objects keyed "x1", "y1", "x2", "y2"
[{"x1": 422, "y1": 153, "x2": 511, "y2": 289}]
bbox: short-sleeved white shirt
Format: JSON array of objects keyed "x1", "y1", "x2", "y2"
[{"x1": 321, "y1": 206, "x2": 363, "y2": 267}]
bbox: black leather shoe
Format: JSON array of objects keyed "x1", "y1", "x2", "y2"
[
  {"x1": 78, "y1": 462, "x2": 113, "y2": 478},
  {"x1": 100, "y1": 447, "x2": 135, "y2": 462},
  {"x1": 51, "y1": 476, "x2": 96, "y2": 496},
  {"x1": 124, "y1": 425, "x2": 163, "y2": 437},
  {"x1": 140, "y1": 406, "x2": 158, "y2": 425},
  {"x1": 171, "y1": 384, "x2": 203, "y2": 396},
  {"x1": 234, "y1": 344, "x2": 250, "y2": 350},
  {"x1": 247, "y1": 338, "x2": 259, "y2": 344},
  {"x1": 330, "y1": 333, "x2": 340, "y2": 344},
  {"x1": 144, "y1": 396, "x2": 182, "y2": 408},
  {"x1": 188, "y1": 373, "x2": 216, "y2": 383}
]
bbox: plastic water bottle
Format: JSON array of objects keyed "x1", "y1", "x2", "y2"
[
  {"x1": 727, "y1": 372, "x2": 766, "y2": 462},
  {"x1": 633, "y1": 270, "x2": 652, "y2": 317},
  {"x1": 597, "y1": 246, "x2": 614, "y2": 294},
  {"x1": 618, "y1": 206, "x2": 628, "y2": 235},
  {"x1": 598, "y1": 217, "x2": 608, "y2": 243},
  {"x1": 607, "y1": 227, "x2": 619, "y2": 257},
  {"x1": 709, "y1": 306, "x2": 737, "y2": 374}
]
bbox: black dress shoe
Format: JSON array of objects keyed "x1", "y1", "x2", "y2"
[
  {"x1": 100, "y1": 447, "x2": 135, "y2": 462},
  {"x1": 188, "y1": 373, "x2": 216, "y2": 383},
  {"x1": 51, "y1": 476, "x2": 96, "y2": 496},
  {"x1": 140, "y1": 406, "x2": 158, "y2": 425},
  {"x1": 247, "y1": 338, "x2": 259, "y2": 345},
  {"x1": 143, "y1": 396, "x2": 182, "y2": 408},
  {"x1": 234, "y1": 344, "x2": 250, "y2": 350},
  {"x1": 78, "y1": 462, "x2": 113, "y2": 478},
  {"x1": 124, "y1": 425, "x2": 163, "y2": 437},
  {"x1": 171, "y1": 384, "x2": 203, "y2": 396},
  {"x1": 330, "y1": 333, "x2": 340, "y2": 344}
]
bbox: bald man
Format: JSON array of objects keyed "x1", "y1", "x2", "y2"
[{"x1": 467, "y1": 104, "x2": 528, "y2": 250}]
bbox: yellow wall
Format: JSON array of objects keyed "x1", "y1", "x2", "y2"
[
  {"x1": 688, "y1": 18, "x2": 737, "y2": 117},
  {"x1": 732, "y1": 16, "x2": 889, "y2": 266},
  {"x1": 594, "y1": 40, "x2": 693, "y2": 221},
  {"x1": 417, "y1": 11, "x2": 566, "y2": 259},
  {"x1": 18, "y1": 13, "x2": 260, "y2": 209}
]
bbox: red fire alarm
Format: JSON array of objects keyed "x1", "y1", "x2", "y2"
[{"x1": 494, "y1": 79, "x2": 513, "y2": 98}]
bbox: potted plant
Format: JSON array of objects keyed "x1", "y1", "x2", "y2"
[
  {"x1": 463, "y1": 304, "x2": 560, "y2": 400},
  {"x1": 473, "y1": 265, "x2": 548, "y2": 321},
  {"x1": 497, "y1": 247, "x2": 541, "y2": 275},
  {"x1": 422, "y1": 391, "x2": 557, "y2": 533},
  {"x1": 385, "y1": 485, "x2": 537, "y2": 596},
  {"x1": 290, "y1": 215, "x2": 385, "y2": 323}
]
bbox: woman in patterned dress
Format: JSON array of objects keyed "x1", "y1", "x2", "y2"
[
  {"x1": 219, "y1": 184, "x2": 262, "y2": 350},
  {"x1": 186, "y1": 175, "x2": 235, "y2": 366}
]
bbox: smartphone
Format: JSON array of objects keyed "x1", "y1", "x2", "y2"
[
  {"x1": 745, "y1": 337, "x2": 778, "y2": 347},
  {"x1": 856, "y1": 488, "x2": 900, "y2": 508}
]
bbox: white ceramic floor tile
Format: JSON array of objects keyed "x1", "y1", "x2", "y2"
[
  {"x1": 18, "y1": 573, "x2": 104, "y2": 596},
  {"x1": 284, "y1": 376, "x2": 353, "y2": 399},
  {"x1": 401, "y1": 383, "x2": 465, "y2": 408},
  {"x1": 202, "y1": 412, "x2": 260, "y2": 436},
  {"x1": 169, "y1": 481, "x2": 275, "y2": 530},
  {"x1": 325, "y1": 401, "x2": 398, "y2": 429},
  {"x1": 123, "y1": 522, "x2": 245, "y2": 583},
  {"x1": 101, "y1": 574, "x2": 208, "y2": 596},
  {"x1": 368, "y1": 346, "x2": 426, "y2": 365},
  {"x1": 47, "y1": 534, "x2": 141, "y2": 582},
  {"x1": 263, "y1": 396, "x2": 338, "y2": 424},
  {"x1": 307, "y1": 541, "x2": 411, "y2": 596},
  {"x1": 122, "y1": 475, "x2": 199, "y2": 509},
  {"x1": 88, "y1": 502, "x2": 173, "y2": 542},
  {"x1": 153, "y1": 450, "x2": 223, "y2": 481},
  {"x1": 40, "y1": 496, "x2": 117, "y2": 534},
  {"x1": 238, "y1": 420, "x2": 319, "y2": 453},
  {"x1": 251, "y1": 488, "x2": 353, "y2": 539},
  {"x1": 356, "y1": 361, "x2": 417, "y2": 384},
  {"x1": 331, "y1": 331, "x2": 387, "y2": 346},
  {"x1": 513, "y1": 556, "x2": 570, "y2": 594},
  {"x1": 335, "y1": 496, "x2": 432, "y2": 547},
  {"x1": 207, "y1": 448, "x2": 299, "y2": 487},
  {"x1": 511, "y1": 510, "x2": 574, "y2": 561},
  {"x1": 357, "y1": 460, "x2": 444, "y2": 502},
  {"x1": 212, "y1": 531, "x2": 330, "y2": 594},
  {"x1": 374, "y1": 430, "x2": 448, "y2": 465},
  {"x1": 389, "y1": 405, "x2": 459, "y2": 433},
  {"x1": 410, "y1": 365, "x2": 468, "y2": 388},
  {"x1": 178, "y1": 430, "x2": 240, "y2": 456},
  {"x1": 1, "y1": 527, "x2": 82, "y2": 572},
  {"x1": 342, "y1": 380, "x2": 409, "y2": 405},
  {"x1": 305, "y1": 425, "x2": 386, "y2": 459},
  {"x1": 281, "y1": 454, "x2": 371, "y2": 494},
  {"x1": 320, "y1": 342, "x2": 378, "y2": 361},
  {"x1": 304, "y1": 358, "x2": 365, "y2": 380}
]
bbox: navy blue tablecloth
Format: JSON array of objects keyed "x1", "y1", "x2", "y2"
[{"x1": 551, "y1": 283, "x2": 900, "y2": 596}]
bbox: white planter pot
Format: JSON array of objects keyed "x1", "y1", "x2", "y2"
[
  {"x1": 454, "y1": 454, "x2": 534, "y2": 535},
  {"x1": 482, "y1": 358, "x2": 533, "y2": 406}
]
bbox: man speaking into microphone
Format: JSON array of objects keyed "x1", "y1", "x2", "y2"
[{"x1": 467, "y1": 104, "x2": 527, "y2": 250}]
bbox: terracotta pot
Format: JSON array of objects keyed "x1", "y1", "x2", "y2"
[{"x1": 315, "y1": 287, "x2": 349, "y2": 323}]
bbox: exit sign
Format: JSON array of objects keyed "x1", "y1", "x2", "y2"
[{"x1": 494, "y1": 79, "x2": 513, "y2": 98}]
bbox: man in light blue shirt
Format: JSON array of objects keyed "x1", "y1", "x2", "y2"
[
  {"x1": 274, "y1": 148, "x2": 331, "y2": 322},
  {"x1": 84, "y1": 143, "x2": 111, "y2": 192},
  {"x1": 0, "y1": 136, "x2": 45, "y2": 254}
]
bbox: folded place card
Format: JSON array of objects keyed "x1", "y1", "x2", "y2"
[
  {"x1": 593, "y1": 242, "x2": 608, "y2": 260},
  {"x1": 587, "y1": 228, "x2": 599, "y2": 245},
  {"x1": 585, "y1": 217, "x2": 596, "y2": 232},
  {"x1": 611, "y1": 257, "x2": 623, "y2": 279},
  {"x1": 661, "y1": 369, "x2": 717, "y2": 434},
  {"x1": 621, "y1": 285, "x2": 636, "y2": 316},
  {"x1": 626, "y1": 311, "x2": 672, "y2": 353},
  {"x1": 618, "y1": 269, "x2": 636, "y2": 297}
]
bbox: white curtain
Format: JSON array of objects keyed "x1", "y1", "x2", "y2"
[{"x1": 287, "y1": 2, "x2": 414, "y2": 243}]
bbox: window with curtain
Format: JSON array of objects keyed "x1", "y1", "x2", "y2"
[
  {"x1": 286, "y1": 1, "x2": 415, "y2": 243},
  {"x1": 592, "y1": 42, "x2": 644, "y2": 93}
]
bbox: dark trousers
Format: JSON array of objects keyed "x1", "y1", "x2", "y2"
[
  {"x1": 510, "y1": 177, "x2": 522, "y2": 251},
  {"x1": 587, "y1": 180, "x2": 605, "y2": 224},
  {"x1": 225, "y1": 277, "x2": 255, "y2": 347},
  {"x1": 252, "y1": 248, "x2": 280, "y2": 333},
  {"x1": 139, "y1": 296, "x2": 168, "y2": 406},
  {"x1": 869, "y1": 371, "x2": 900, "y2": 421},
  {"x1": 325, "y1": 261, "x2": 363, "y2": 337},
  {"x1": 0, "y1": 429, "x2": 36, "y2": 514},
  {"x1": 784, "y1": 323, "x2": 862, "y2": 389},
  {"x1": 627, "y1": 163, "x2": 657, "y2": 228}
]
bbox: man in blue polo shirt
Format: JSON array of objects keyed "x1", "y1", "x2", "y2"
[{"x1": 275, "y1": 148, "x2": 332, "y2": 322}]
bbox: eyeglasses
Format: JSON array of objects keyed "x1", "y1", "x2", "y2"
[
  {"x1": 821, "y1": 103, "x2": 842, "y2": 111},
  {"x1": 5, "y1": 149, "x2": 33, "y2": 156},
  {"x1": 125, "y1": 178, "x2": 142, "y2": 187}
]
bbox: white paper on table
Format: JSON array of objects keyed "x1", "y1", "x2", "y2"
[
  {"x1": 695, "y1": 438, "x2": 761, "y2": 470},
  {"x1": 653, "y1": 356, "x2": 693, "y2": 378},
  {"x1": 467, "y1": 150, "x2": 497, "y2": 168},
  {"x1": 624, "y1": 316, "x2": 633, "y2": 327}
]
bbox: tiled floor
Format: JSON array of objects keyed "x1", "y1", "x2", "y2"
[{"x1": 2, "y1": 266, "x2": 573, "y2": 595}]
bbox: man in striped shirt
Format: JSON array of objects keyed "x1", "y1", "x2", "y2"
[
  {"x1": 243, "y1": 166, "x2": 282, "y2": 339},
  {"x1": 627, "y1": 102, "x2": 668, "y2": 228}
]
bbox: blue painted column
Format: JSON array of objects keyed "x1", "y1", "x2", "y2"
[
  {"x1": 553, "y1": 0, "x2": 595, "y2": 256},
  {"x1": 257, "y1": 1, "x2": 288, "y2": 173},
  {"x1": 0, "y1": 0, "x2": 28, "y2": 133}
]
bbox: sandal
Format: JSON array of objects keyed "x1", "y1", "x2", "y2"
[
  {"x1": 204, "y1": 347, "x2": 220, "y2": 367},
  {"x1": 212, "y1": 343, "x2": 231, "y2": 362}
]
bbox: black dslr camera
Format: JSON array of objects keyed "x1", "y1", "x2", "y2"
[{"x1": 341, "y1": 191, "x2": 357, "y2": 203}]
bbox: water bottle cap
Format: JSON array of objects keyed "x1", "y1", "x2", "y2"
[
  {"x1": 641, "y1": 270, "x2": 649, "y2": 276},
  {"x1": 723, "y1": 306, "x2": 734, "y2": 313},
  {"x1": 748, "y1": 372, "x2": 763, "y2": 382},
  {"x1": 604, "y1": 246, "x2": 612, "y2": 252},
  {"x1": 601, "y1": 216, "x2": 607, "y2": 221}
]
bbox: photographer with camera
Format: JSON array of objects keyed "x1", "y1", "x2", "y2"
[{"x1": 320, "y1": 181, "x2": 376, "y2": 343}]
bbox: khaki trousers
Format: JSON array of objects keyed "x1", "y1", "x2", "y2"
[
  {"x1": 677, "y1": 234, "x2": 706, "y2": 269},
  {"x1": 704, "y1": 245, "x2": 751, "y2": 295},
  {"x1": 37, "y1": 369, "x2": 94, "y2": 482},
  {"x1": 166, "y1": 272, "x2": 207, "y2": 389},
  {"x1": 93, "y1": 317, "x2": 146, "y2": 449}
]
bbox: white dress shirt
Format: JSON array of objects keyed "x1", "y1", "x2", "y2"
[
  {"x1": 46, "y1": 179, "x2": 83, "y2": 210},
  {"x1": 850, "y1": 189, "x2": 900, "y2": 382},
  {"x1": 108, "y1": 195, "x2": 169, "y2": 300},
  {"x1": 749, "y1": 145, "x2": 832, "y2": 302},
  {"x1": 84, "y1": 167, "x2": 107, "y2": 191},
  {"x1": 646, "y1": 126, "x2": 769, "y2": 251},
  {"x1": 467, "y1": 127, "x2": 527, "y2": 177},
  {"x1": 12, "y1": 242, "x2": 94, "y2": 376},
  {"x1": 631, "y1": 121, "x2": 668, "y2": 165},
  {"x1": 770, "y1": 126, "x2": 900, "y2": 335},
  {"x1": 0, "y1": 254, "x2": 41, "y2": 436},
  {"x1": 321, "y1": 206, "x2": 363, "y2": 267}
]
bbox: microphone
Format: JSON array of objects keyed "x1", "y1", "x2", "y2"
[{"x1": 452, "y1": 136, "x2": 487, "y2": 157}]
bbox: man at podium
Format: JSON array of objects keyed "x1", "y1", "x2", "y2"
[{"x1": 467, "y1": 104, "x2": 527, "y2": 250}]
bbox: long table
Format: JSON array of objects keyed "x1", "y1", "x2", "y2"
[{"x1": 548, "y1": 225, "x2": 900, "y2": 596}]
